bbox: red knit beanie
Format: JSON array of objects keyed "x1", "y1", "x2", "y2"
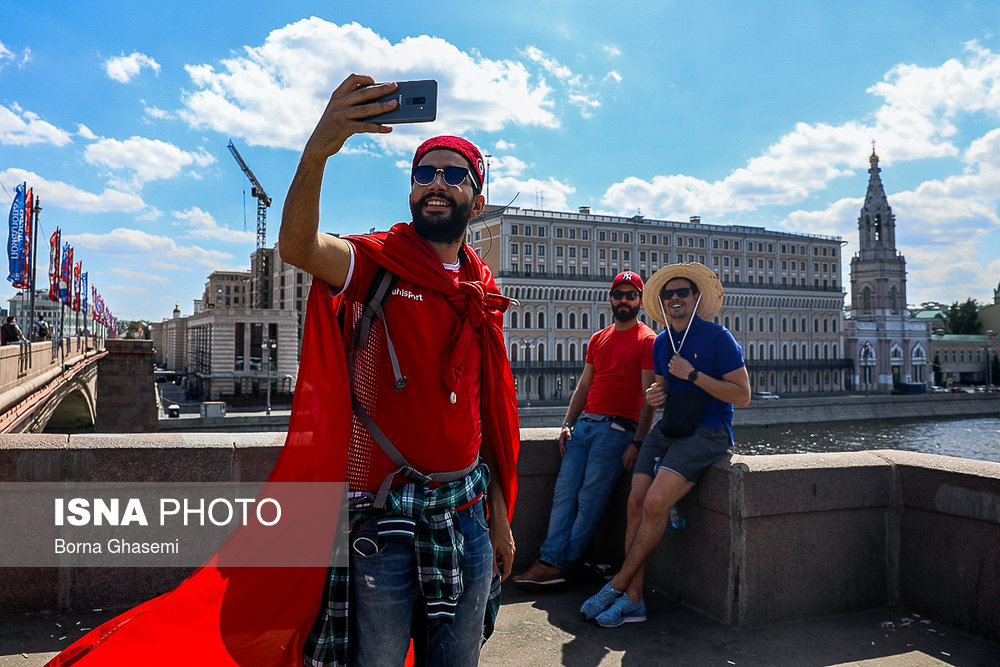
[{"x1": 412, "y1": 136, "x2": 485, "y2": 191}]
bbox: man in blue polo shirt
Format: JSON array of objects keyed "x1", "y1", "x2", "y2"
[{"x1": 580, "y1": 262, "x2": 751, "y2": 627}]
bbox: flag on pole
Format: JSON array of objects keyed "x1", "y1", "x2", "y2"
[
  {"x1": 48, "y1": 228, "x2": 61, "y2": 301},
  {"x1": 82, "y1": 272, "x2": 88, "y2": 322},
  {"x1": 60, "y1": 243, "x2": 73, "y2": 307},
  {"x1": 73, "y1": 261, "x2": 82, "y2": 312},
  {"x1": 6, "y1": 183, "x2": 27, "y2": 287},
  {"x1": 20, "y1": 187, "x2": 33, "y2": 290}
]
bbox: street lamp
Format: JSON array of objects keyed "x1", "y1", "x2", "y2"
[
  {"x1": 986, "y1": 329, "x2": 995, "y2": 388},
  {"x1": 484, "y1": 154, "x2": 492, "y2": 204},
  {"x1": 262, "y1": 338, "x2": 277, "y2": 415},
  {"x1": 861, "y1": 342, "x2": 874, "y2": 396},
  {"x1": 521, "y1": 338, "x2": 534, "y2": 407}
]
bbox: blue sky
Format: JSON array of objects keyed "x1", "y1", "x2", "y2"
[{"x1": 3, "y1": 1, "x2": 1000, "y2": 321}]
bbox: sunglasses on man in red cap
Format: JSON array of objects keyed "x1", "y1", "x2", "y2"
[{"x1": 609, "y1": 271, "x2": 644, "y2": 301}]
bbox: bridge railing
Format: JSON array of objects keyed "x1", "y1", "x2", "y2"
[{"x1": 0, "y1": 337, "x2": 106, "y2": 411}]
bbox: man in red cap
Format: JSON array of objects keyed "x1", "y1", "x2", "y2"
[
  {"x1": 279, "y1": 74, "x2": 519, "y2": 665},
  {"x1": 513, "y1": 270, "x2": 655, "y2": 587}
]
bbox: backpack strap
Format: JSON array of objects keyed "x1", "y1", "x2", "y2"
[
  {"x1": 351, "y1": 266, "x2": 406, "y2": 390},
  {"x1": 348, "y1": 266, "x2": 478, "y2": 507}
]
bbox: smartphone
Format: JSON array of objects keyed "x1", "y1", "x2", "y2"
[{"x1": 365, "y1": 79, "x2": 438, "y2": 124}]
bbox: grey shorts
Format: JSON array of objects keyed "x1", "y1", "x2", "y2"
[{"x1": 635, "y1": 424, "x2": 730, "y2": 484}]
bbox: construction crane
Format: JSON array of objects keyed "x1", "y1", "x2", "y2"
[
  {"x1": 228, "y1": 140, "x2": 273, "y2": 309},
  {"x1": 227, "y1": 140, "x2": 271, "y2": 252}
]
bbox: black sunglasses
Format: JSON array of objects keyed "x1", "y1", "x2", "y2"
[
  {"x1": 610, "y1": 289, "x2": 640, "y2": 301},
  {"x1": 660, "y1": 287, "x2": 693, "y2": 299},
  {"x1": 412, "y1": 165, "x2": 472, "y2": 187}
]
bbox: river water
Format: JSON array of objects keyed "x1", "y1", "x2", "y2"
[{"x1": 733, "y1": 416, "x2": 1000, "y2": 464}]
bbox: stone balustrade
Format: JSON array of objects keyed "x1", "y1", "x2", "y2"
[{"x1": 1, "y1": 430, "x2": 997, "y2": 643}]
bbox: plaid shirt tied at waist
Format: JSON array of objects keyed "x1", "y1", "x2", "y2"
[{"x1": 304, "y1": 463, "x2": 499, "y2": 666}]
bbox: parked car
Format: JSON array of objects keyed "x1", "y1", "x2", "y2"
[
  {"x1": 929, "y1": 386, "x2": 948, "y2": 394},
  {"x1": 753, "y1": 391, "x2": 780, "y2": 400}
]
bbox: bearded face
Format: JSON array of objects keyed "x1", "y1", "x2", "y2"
[
  {"x1": 409, "y1": 191, "x2": 476, "y2": 245},
  {"x1": 612, "y1": 302, "x2": 640, "y2": 322}
]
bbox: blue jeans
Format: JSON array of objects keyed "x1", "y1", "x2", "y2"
[
  {"x1": 349, "y1": 499, "x2": 493, "y2": 666},
  {"x1": 539, "y1": 418, "x2": 632, "y2": 571}
]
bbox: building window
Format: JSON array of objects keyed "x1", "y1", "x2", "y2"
[
  {"x1": 249, "y1": 322, "x2": 263, "y2": 371},
  {"x1": 234, "y1": 322, "x2": 245, "y2": 370}
]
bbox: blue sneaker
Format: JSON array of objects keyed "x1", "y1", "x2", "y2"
[
  {"x1": 595, "y1": 595, "x2": 647, "y2": 627},
  {"x1": 580, "y1": 582, "x2": 622, "y2": 620}
]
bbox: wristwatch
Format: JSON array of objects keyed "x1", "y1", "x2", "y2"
[
  {"x1": 688, "y1": 369, "x2": 700, "y2": 383},
  {"x1": 562, "y1": 421, "x2": 573, "y2": 429}
]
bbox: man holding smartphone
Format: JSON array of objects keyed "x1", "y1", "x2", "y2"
[
  {"x1": 44, "y1": 74, "x2": 518, "y2": 667},
  {"x1": 281, "y1": 74, "x2": 519, "y2": 666}
]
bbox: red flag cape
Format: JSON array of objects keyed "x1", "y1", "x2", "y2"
[{"x1": 47, "y1": 223, "x2": 519, "y2": 666}]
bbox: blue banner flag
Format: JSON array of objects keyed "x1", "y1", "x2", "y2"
[
  {"x1": 81, "y1": 272, "x2": 88, "y2": 321},
  {"x1": 59, "y1": 243, "x2": 72, "y2": 307},
  {"x1": 6, "y1": 183, "x2": 26, "y2": 287}
]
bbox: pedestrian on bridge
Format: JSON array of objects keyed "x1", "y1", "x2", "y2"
[{"x1": 1, "y1": 316, "x2": 28, "y2": 345}]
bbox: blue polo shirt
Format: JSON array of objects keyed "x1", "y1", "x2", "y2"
[{"x1": 653, "y1": 316, "x2": 745, "y2": 438}]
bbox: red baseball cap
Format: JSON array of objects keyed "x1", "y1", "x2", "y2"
[
  {"x1": 412, "y1": 135, "x2": 485, "y2": 191},
  {"x1": 612, "y1": 271, "x2": 644, "y2": 292}
]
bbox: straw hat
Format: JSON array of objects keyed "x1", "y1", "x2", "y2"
[{"x1": 642, "y1": 262, "x2": 724, "y2": 325}]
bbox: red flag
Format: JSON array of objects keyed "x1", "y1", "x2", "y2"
[
  {"x1": 60, "y1": 244, "x2": 73, "y2": 307},
  {"x1": 73, "y1": 261, "x2": 82, "y2": 311},
  {"x1": 48, "y1": 228, "x2": 60, "y2": 301}
]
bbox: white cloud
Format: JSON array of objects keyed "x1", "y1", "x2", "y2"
[
  {"x1": 66, "y1": 227, "x2": 233, "y2": 270},
  {"x1": 0, "y1": 41, "x2": 12, "y2": 68},
  {"x1": 110, "y1": 267, "x2": 170, "y2": 284},
  {"x1": 0, "y1": 168, "x2": 148, "y2": 214},
  {"x1": 0, "y1": 103, "x2": 73, "y2": 146},
  {"x1": 83, "y1": 136, "x2": 215, "y2": 190},
  {"x1": 104, "y1": 52, "x2": 161, "y2": 83},
  {"x1": 522, "y1": 46, "x2": 580, "y2": 85},
  {"x1": 178, "y1": 18, "x2": 558, "y2": 153},
  {"x1": 0, "y1": 41, "x2": 30, "y2": 71},
  {"x1": 174, "y1": 206, "x2": 256, "y2": 243},
  {"x1": 601, "y1": 42, "x2": 1000, "y2": 221},
  {"x1": 603, "y1": 45, "x2": 622, "y2": 58},
  {"x1": 488, "y1": 175, "x2": 576, "y2": 212},
  {"x1": 142, "y1": 102, "x2": 173, "y2": 121},
  {"x1": 493, "y1": 139, "x2": 516, "y2": 151},
  {"x1": 604, "y1": 71, "x2": 623, "y2": 84},
  {"x1": 76, "y1": 124, "x2": 96, "y2": 140}
]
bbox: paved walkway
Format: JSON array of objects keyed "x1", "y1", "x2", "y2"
[
  {"x1": 481, "y1": 586, "x2": 1000, "y2": 666},
  {"x1": 2, "y1": 586, "x2": 997, "y2": 666}
]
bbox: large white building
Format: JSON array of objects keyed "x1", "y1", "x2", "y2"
[
  {"x1": 8, "y1": 289, "x2": 91, "y2": 338},
  {"x1": 467, "y1": 205, "x2": 849, "y2": 402}
]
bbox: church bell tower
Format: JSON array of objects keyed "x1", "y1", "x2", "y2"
[{"x1": 850, "y1": 147, "x2": 908, "y2": 321}]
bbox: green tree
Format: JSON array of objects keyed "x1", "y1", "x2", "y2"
[{"x1": 944, "y1": 299, "x2": 980, "y2": 335}]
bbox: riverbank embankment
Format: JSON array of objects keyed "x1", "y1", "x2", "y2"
[{"x1": 515, "y1": 392, "x2": 1000, "y2": 428}]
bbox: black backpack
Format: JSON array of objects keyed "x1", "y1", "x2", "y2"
[{"x1": 37, "y1": 321, "x2": 49, "y2": 338}]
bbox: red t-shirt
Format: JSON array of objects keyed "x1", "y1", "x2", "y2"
[
  {"x1": 582, "y1": 322, "x2": 655, "y2": 421},
  {"x1": 338, "y1": 243, "x2": 483, "y2": 492}
]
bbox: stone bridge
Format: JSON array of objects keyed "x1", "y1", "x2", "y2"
[{"x1": 0, "y1": 338, "x2": 155, "y2": 433}]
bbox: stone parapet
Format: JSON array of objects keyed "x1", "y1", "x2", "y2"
[
  {"x1": 94, "y1": 340, "x2": 157, "y2": 432},
  {"x1": 0, "y1": 431, "x2": 997, "y2": 645}
]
